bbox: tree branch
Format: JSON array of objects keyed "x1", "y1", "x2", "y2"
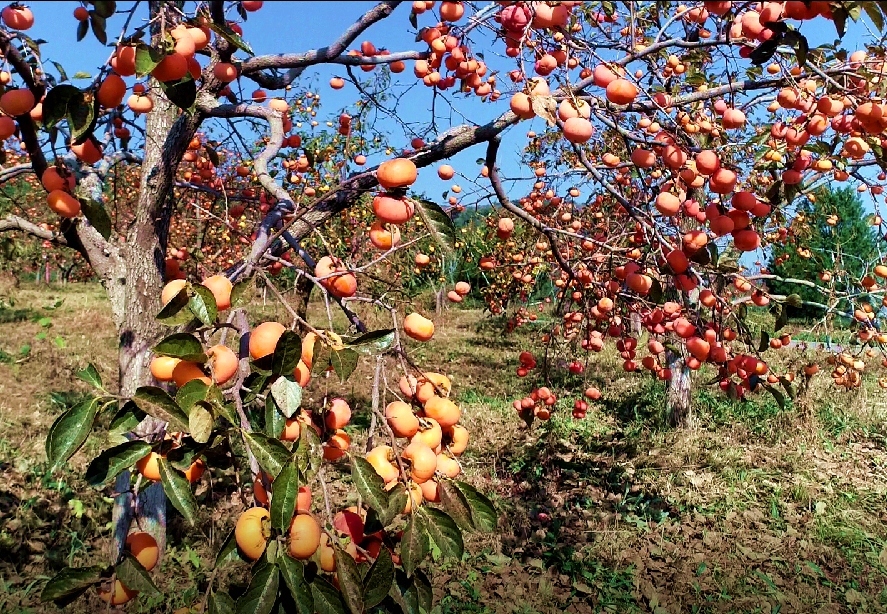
[{"x1": 0, "y1": 214, "x2": 67, "y2": 245}]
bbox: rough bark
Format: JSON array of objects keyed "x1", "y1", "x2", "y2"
[{"x1": 666, "y1": 349, "x2": 693, "y2": 428}]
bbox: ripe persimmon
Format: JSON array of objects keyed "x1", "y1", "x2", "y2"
[
  {"x1": 207, "y1": 344, "x2": 238, "y2": 384},
  {"x1": 605, "y1": 78, "x2": 638, "y2": 105},
  {"x1": 249, "y1": 321, "x2": 286, "y2": 360},
  {"x1": 125, "y1": 532, "x2": 159, "y2": 571},
  {"x1": 324, "y1": 398, "x2": 352, "y2": 430},
  {"x1": 1, "y1": 5, "x2": 34, "y2": 30},
  {"x1": 366, "y1": 445, "x2": 400, "y2": 483},
  {"x1": 41, "y1": 167, "x2": 74, "y2": 192},
  {"x1": 288, "y1": 514, "x2": 321, "y2": 559},
  {"x1": 373, "y1": 193, "x2": 415, "y2": 224},
  {"x1": 135, "y1": 451, "x2": 163, "y2": 481},
  {"x1": 152, "y1": 52, "x2": 189, "y2": 82},
  {"x1": 172, "y1": 360, "x2": 211, "y2": 387},
  {"x1": 235, "y1": 507, "x2": 270, "y2": 560},
  {"x1": 97, "y1": 74, "x2": 127, "y2": 108},
  {"x1": 201, "y1": 274, "x2": 233, "y2": 310},
  {"x1": 423, "y1": 395, "x2": 460, "y2": 428},
  {"x1": 150, "y1": 355, "x2": 180, "y2": 382},
  {"x1": 368, "y1": 220, "x2": 401, "y2": 249},
  {"x1": 46, "y1": 190, "x2": 81, "y2": 218},
  {"x1": 385, "y1": 401, "x2": 419, "y2": 438},
  {"x1": 403, "y1": 440, "x2": 437, "y2": 482},
  {"x1": 0, "y1": 88, "x2": 35, "y2": 116},
  {"x1": 403, "y1": 312, "x2": 434, "y2": 341},
  {"x1": 377, "y1": 158, "x2": 417, "y2": 189},
  {"x1": 97, "y1": 580, "x2": 137, "y2": 605}
]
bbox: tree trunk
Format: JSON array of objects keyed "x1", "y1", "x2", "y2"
[{"x1": 666, "y1": 349, "x2": 693, "y2": 428}]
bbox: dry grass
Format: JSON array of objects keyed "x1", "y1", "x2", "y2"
[{"x1": 1, "y1": 282, "x2": 887, "y2": 613}]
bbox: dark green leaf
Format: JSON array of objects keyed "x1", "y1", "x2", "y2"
[
  {"x1": 242, "y1": 372, "x2": 270, "y2": 404},
  {"x1": 266, "y1": 395, "x2": 286, "y2": 438},
  {"x1": 761, "y1": 382, "x2": 787, "y2": 410},
  {"x1": 334, "y1": 545, "x2": 366, "y2": 614},
  {"x1": 785, "y1": 293, "x2": 803, "y2": 308},
  {"x1": 270, "y1": 457, "x2": 299, "y2": 532},
  {"x1": 295, "y1": 424, "x2": 322, "y2": 481},
  {"x1": 109, "y1": 400, "x2": 146, "y2": 432},
  {"x1": 153, "y1": 332, "x2": 207, "y2": 362},
  {"x1": 413, "y1": 569, "x2": 432, "y2": 613},
  {"x1": 419, "y1": 507, "x2": 463, "y2": 561},
  {"x1": 176, "y1": 379, "x2": 211, "y2": 413},
  {"x1": 864, "y1": 2, "x2": 885, "y2": 31},
  {"x1": 833, "y1": 5, "x2": 848, "y2": 37},
  {"x1": 437, "y1": 480, "x2": 474, "y2": 531},
  {"x1": 400, "y1": 513, "x2": 429, "y2": 577},
  {"x1": 189, "y1": 283, "x2": 218, "y2": 327},
  {"x1": 243, "y1": 431, "x2": 290, "y2": 478},
  {"x1": 156, "y1": 287, "x2": 192, "y2": 325},
  {"x1": 115, "y1": 552, "x2": 161, "y2": 596},
  {"x1": 207, "y1": 21, "x2": 255, "y2": 55},
  {"x1": 79, "y1": 198, "x2": 112, "y2": 239},
  {"x1": 132, "y1": 386, "x2": 189, "y2": 432},
  {"x1": 68, "y1": 95, "x2": 97, "y2": 144},
  {"x1": 205, "y1": 144, "x2": 221, "y2": 167},
  {"x1": 135, "y1": 45, "x2": 165, "y2": 77},
  {"x1": 778, "y1": 375, "x2": 796, "y2": 399},
  {"x1": 648, "y1": 277, "x2": 663, "y2": 305},
  {"x1": 270, "y1": 377, "x2": 302, "y2": 418},
  {"x1": 188, "y1": 402, "x2": 214, "y2": 444},
  {"x1": 85, "y1": 440, "x2": 151, "y2": 488},
  {"x1": 92, "y1": 1, "x2": 117, "y2": 18},
  {"x1": 351, "y1": 456, "x2": 389, "y2": 518},
  {"x1": 41, "y1": 84, "x2": 81, "y2": 130},
  {"x1": 40, "y1": 566, "x2": 105, "y2": 603},
  {"x1": 758, "y1": 331, "x2": 770, "y2": 353},
  {"x1": 76, "y1": 19, "x2": 89, "y2": 42},
  {"x1": 215, "y1": 528, "x2": 250, "y2": 568},
  {"x1": 209, "y1": 591, "x2": 237, "y2": 614},
  {"x1": 230, "y1": 277, "x2": 253, "y2": 308},
  {"x1": 75, "y1": 363, "x2": 103, "y2": 390},
  {"x1": 46, "y1": 397, "x2": 100, "y2": 473},
  {"x1": 384, "y1": 487, "x2": 408, "y2": 527},
  {"x1": 750, "y1": 37, "x2": 780, "y2": 65},
  {"x1": 158, "y1": 456, "x2": 198, "y2": 526},
  {"x1": 775, "y1": 304, "x2": 788, "y2": 332},
  {"x1": 414, "y1": 199, "x2": 456, "y2": 256},
  {"x1": 89, "y1": 12, "x2": 107, "y2": 44},
  {"x1": 277, "y1": 554, "x2": 313, "y2": 614},
  {"x1": 346, "y1": 329, "x2": 395, "y2": 355},
  {"x1": 408, "y1": 10, "x2": 418, "y2": 29},
  {"x1": 330, "y1": 348, "x2": 359, "y2": 383},
  {"x1": 235, "y1": 563, "x2": 279, "y2": 614},
  {"x1": 311, "y1": 576, "x2": 348, "y2": 614},
  {"x1": 214, "y1": 400, "x2": 240, "y2": 428},
  {"x1": 270, "y1": 331, "x2": 302, "y2": 376},
  {"x1": 455, "y1": 481, "x2": 496, "y2": 532},
  {"x1": 363, "y1": 547, "x2": 394, "y2": 608},
  {"x1": 161, "y1": 78, "x2": 197, "y2": 110}
]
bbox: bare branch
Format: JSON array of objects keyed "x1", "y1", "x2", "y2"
[{"x1": 0, "y1": 214, "x2": 67, "y2": 245}]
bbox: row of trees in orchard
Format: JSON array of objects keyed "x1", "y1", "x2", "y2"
[{"x1": 2, "y1": 0, "x2": 887, "y2": 610}]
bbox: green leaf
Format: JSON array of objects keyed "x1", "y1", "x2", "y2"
[
  {"x1": 209, "y1": 591, "x2": 237, "y2": 614},
  {"x1": 46, "y1": 397, "x2": 100, "y2": 473},
  {"x1": 270, "y1": 457, "x2": 299, "y2": 532},
  {"x1": 833, "y1": 5, "x2": 848, "y2": 37},
  {"x1": 205, "y1": 144, "x2": 221, "y2": 167},
  {"x1": 419, "y1": 508, "x2": 463, "y2": 561},
  {"x1": 188, "y1": 402, "x2": 214, "y2": 444},
  {"x1": 79, "y1": 198, "x2": 112, "y2": 239},
  {"x1": 413, "y1": 569, "x2": 433, "y2": 613},
  {"x1": 72, "y1": 71, "x2": 92, "y2": 80},
  {"x1": 85, "y1": 440, "x2": 151, "y2": 488},
  {"x1": 333, "y1": 544, "x2": 365, "y2": 614},
  {"x1": 778, "y1": 375, "x2": 796, "y2": 400},
  {"x1": 346, "y1": 329, "x2": 395, "y2": 355},
  {"x1": 277, "y1": 554, "x2": 313, "y2": 614},
  {"x1": 311, "y1": 576, "x2": 348, "y2": 614},
  {"x1": 68, "y1": 95, "x2": 97, "y2": 144},
  {"x1": 774, "y1": 304, "x2": 788, "y2": 332},
  {"x1": 115, "y1": 552, "x2": 161, "y2": 597},
  {"x1": 271, "y1": 331, "x2": 302, "y2": 376},
  {"x1": 109, "y1": 400, "x2": 146, "y2": 432},
  {"x1": 189, "y1": 283, "x2": 218, "y2": 327},
  {"x1": 414, "y1": 198, "x2": 456, "y2": 256},
  {"x1": 295, "y1": 424, "x2": 322, "y2": 481},
  {"x1": 230, "y1": 277, "x2": 253, "y2": 308},
  {"x1": 409, "y1": 10, "x2": 418, "y2": 29},
  {"x1": 76, "y1": 19, "x2": 88, "y2": 42},
  {"x1": 41, "y1": 84, "x2": 81, "y2": 130},
  {"x1": 785, "y1": 293, "x2": 803, "y2": 308},
  {"x1": 135, "y1": 45, "x2": 165, "y2": 77},
  {"x1": 156, "y1": 287, "x2": 192, "y2": 325},
  {"x1": 215, "y1": 528, "x2": 250, "y2": 568},
  {"x1": 390, "y1": 568, "x2": 431, "y2": 614},
  {"x1": 400, "y1": 513, "x2": 429, "y2": 577},
  {"x1": 176, "y1": 379, "x2": 211, "y2": 413},
  {"x1": 761, "y1": 383, "x2": 787, "y2": 410},
  {"x1": 76, "y1": 363, "x2": 103, "y2": 389},
  {"x1": 437, "y1": 480, "x2": 475, "y2": 531},
  {"x1": 89, "y1": 11, "x2": 107, "y2": 45},
  {"x1": 265, "y1": 395, "x2": 286, "y2": 438},
  {"x1": 270, "y1": 377, "x2": 303, "y2": 418},
  {"x1": 158, "y1": 456, "x2": 198, "y2": 526},
  {"x1": 132, "y1": 386, "x2": 190, "y2": 432},
  {"x1": 40, "y1": 566, "x2": 105, "y2": 603},
  {"x1": 235, "y1": 563, "x2": 279, "y2": 614},
  {"x1": 92, "y1": 1, "x2": 117, "y2": 18},
  {"x1": 243, "y1": 431, "x2": 290, "y2": 478},
  {"x1": 455, "y1": 481, "x2": 496, "y2": 532},
  {"x1": 865, "y1": 2, "x2": 885, "y2": 30},
  {"x1": 161, "y1": 77, "x2": 197, "y2": 110},
  {"x1": 363, "y1": 547, "x2": 394, "y2": 608},
  {"x1": 758, "y1": 331, "x2": 770, "y2": 353},
  {"x1": 331, "y1": 348, "x2": 359, "y2": 383},
  {"x1": 153, "y1": 332, "x2": 207, "y2": 363},
  {"x1": 207, "y1": 21, "x2": 255, "y2": 55},
  {"x1": 214, "y1": 400, "x2": 240, "y2": 428},
  {"x1": 351, "y1": 456, "x2": 390, "y2": 518}
]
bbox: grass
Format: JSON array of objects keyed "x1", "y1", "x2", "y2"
[{"x1": 1, "y1": 282, "x2": 887, "y2": 612}]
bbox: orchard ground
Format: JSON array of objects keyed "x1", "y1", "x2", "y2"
[{"x1": 1, "y1": 280, "x2": 887, "y2": 614}]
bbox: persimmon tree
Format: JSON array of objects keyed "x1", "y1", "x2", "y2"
[{"x1": 0, "y1": 0, "x2": 887, "y2": 611}]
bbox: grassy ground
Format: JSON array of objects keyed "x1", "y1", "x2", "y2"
[{"x1": 1, "y1": 281, "x2": 887, "y2": 613}]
